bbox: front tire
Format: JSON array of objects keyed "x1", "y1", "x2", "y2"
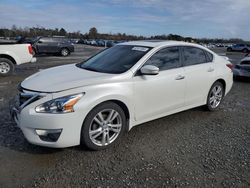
[
  {"x1": 81, "y1": 102, "x2": 127, "y2": 150},
  {"x1": 0, "y1": 58, "x2": 15, "y2": 76},
  {"x1": 206, "y1": 81, "x2": 224, "y2": 111}
]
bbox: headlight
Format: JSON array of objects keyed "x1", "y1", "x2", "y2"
[{"x1": 35, "y1": 93, "x2": 84, "y2": 113}]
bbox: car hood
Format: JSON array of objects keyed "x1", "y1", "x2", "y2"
[{"x1": 21, "y1": 64, "x2": 117, "y2": 92}]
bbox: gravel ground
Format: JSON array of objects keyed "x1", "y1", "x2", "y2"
[{"x1": 0, "y1": 45, "x2": 249, "y2": 188}]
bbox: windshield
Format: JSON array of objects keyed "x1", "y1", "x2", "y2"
[{"x1": 78, "y1": 45, "x2": 152, "y2": 74}]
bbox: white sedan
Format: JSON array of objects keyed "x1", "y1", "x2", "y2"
[{"x1": 11, "y1": 41, "x2": 233, "y2": 150}]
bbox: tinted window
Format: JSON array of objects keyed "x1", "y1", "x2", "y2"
[
  {"x1": 241, "y1": 61, "x2": 250, "y2": 65},
  {"x1": 205, "y1": 51, "x2": 214, "y2": 62},
  {"x1": 39, "y1": 37, "x2": 52, "y2": 43},
  {"x1": 182, "y1": 47, "x2": 207, "y2": 66},
  {"x1": 78, "y1": 45, "x2": 151, "y2": 74},
  {"x1": 53, "y1": 38, "x2": 68, "y2": 43},
  {"x1": 144, "y1": 47, "x2": 180, "y2": 71}
]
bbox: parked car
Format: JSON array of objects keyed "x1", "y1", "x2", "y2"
[
  {"x1": 32, "y1": 37, "x2": 74, "y2": 56},
  {"x1": 77, "y1": 39, "x2": 85, "y2": 44},
  {"x1": 0, "y1": 43, "x2": 36, "y2": 76},
  {"x1": 233, "y1": 53, "x2": 250, "y2": 78},
  {"x1": 106, "y1": 40, "x2": 115, "y2": 47},
  {"x1": 96, "y1": 40, "x2": 105, "y2": 47},
  {"x1": 11, "y1": 41, "x2": 233, "y2": 150},
  {"x1": 227, "y1": 44, "x2": 250, "y2": 53},
  {"x1": 89, "y1": 40, "x2": 98, "y2": 46},
  {"x1": 70, "y1": 39, "x2": 79, "y2": 44}
]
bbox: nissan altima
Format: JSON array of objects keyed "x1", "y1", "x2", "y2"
[{"x1": 11, "y1": 41, "x2": 233, "y2": 150}]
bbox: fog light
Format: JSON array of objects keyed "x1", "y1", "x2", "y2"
[{"x1": 35, "y1": 129, "x2": 62, "y2": 142}]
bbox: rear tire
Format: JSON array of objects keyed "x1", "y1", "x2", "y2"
[
  {"x1": 60, "y1": 48, "x2": 70, "y2": 57},
  {"x1": 206, "y1": 81, "x2": 224, "y2": 111},
  {"x1": 81, "y1": 102, "x2": 127, "y2": 150},
  {"x1": 242, "y1": 48, "x2": 248, "y2": 53},
  {"x1": 0, "y1": 58, "x2": 15, "y2": 76}
]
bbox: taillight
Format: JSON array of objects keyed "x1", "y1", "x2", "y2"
[
  {"x1": 226, "y1": 63, "x2": 234, "y2": 70},
  {"x1": 28, "y1": 45, "x2": 33, "y2": 55}
]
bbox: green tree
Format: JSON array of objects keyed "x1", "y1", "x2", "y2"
[
  {"x1": 59, "y1": 28, "x2": 67, "y2": 36},
  {"x1": 89, "y1": 27, "x2": 98, "y2": 39}
]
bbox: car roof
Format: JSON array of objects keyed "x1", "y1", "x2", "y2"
[{"x1": 119, "y1": 40, "x2": 202, "y2": 48}]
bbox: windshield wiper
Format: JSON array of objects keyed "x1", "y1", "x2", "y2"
[{"x1": 81, "y1": 66, "x2": 101, "y2": 72}]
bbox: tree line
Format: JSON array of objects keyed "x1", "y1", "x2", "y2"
[{"x1": 0, "y1": 25, "x2": 246, "y2": 44}]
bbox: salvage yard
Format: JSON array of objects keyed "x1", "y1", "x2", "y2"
[{"x1": 0, "y1": 44, "x2": 249, "y2": 187}]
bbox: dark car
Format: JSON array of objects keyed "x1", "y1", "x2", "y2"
[
  {"x1": 96, "y1": 39, "x2": 105, "y2": 46},
  {"x1": 227, "y1": 44, "x2": 250, "y2": 53},
  {"x1": 32, "y1": 37, "x2": 74, "y2": 56},
  {"x1": 106, "y1": 40, "x2": 116, "y2": 47},
  {"x1": 233, "y1": 54, "x2": 250, "y2": 79}
]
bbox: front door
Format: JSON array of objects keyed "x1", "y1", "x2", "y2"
[{"x1": 133, "y1": 47, "x2": 185, "y2": 122}]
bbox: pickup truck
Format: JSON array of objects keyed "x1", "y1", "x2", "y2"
[{"x1": 0, "y1": 43, "x2": 36, "y2": 76}]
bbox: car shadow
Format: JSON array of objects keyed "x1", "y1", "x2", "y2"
[
  {"x1": 34, "y1": 54, "x2": 60, "y2": 57},
  {"x1": 0, "y1": 106, "x2": 62, "y2": 155},
  {"x1": 234, "y1": 76, "x2": 250, "y2": 83}
]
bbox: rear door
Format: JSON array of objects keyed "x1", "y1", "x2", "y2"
[{"x1": 181, "y1": 46, "x2": 215, "y2": 106}]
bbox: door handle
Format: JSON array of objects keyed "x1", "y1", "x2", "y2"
[
  {"x1": 207, "y1": 67, "x2": 214, "y2": 72},
  {"x1": 175, "y1": 75, "x2": 185, "y2": 80}
]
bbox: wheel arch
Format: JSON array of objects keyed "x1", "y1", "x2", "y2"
[
  {"x1": 0, "y1": 54, "x2": 16, "y2": 64},
  {"x1": 107, "y1": 99, "x2": 130, "y2": 121},
  {"x1": 83, "y1": 99, "x2": 131, "y2": 132},
  {"x1": 60, "y1": 47, "x2": 70, "y2": 52},
  {"x1": 215, "y1": 78, "x2": 226, "y2": 93}
]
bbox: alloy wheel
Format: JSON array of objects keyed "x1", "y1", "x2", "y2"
[
  {"x1": 89, "y1": 109, "x2": 122, "y2": 146},
  {"x1": 61, "y1": 49, "x2": 69, "y2": 56},
  {"x1": 209, "y1": 85, "x2": 223, "y2": 108}
]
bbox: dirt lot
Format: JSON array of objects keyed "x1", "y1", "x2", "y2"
[{"x1": 0, "y1": 45, "x2": 249, "y2": 188}]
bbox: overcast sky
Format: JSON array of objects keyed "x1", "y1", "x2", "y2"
[{"x1": 0, "y1": 0, "x2": 249, "y2": 40}]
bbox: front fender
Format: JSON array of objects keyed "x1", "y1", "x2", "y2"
[{"x1": 52, "y1": 82, "x2": 135, "y2": 130}]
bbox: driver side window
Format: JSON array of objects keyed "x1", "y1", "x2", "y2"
[{"x1": 144, "y1": 47, "x2": 181, "y2": 71}]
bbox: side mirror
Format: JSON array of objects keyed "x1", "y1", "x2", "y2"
[{"x1": 140, "y1": 65, "x2": 159, "y2": 75}]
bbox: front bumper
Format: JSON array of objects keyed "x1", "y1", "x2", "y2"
[{"x1": 10, "y1": 92, "x2": 84, "y2": 148}]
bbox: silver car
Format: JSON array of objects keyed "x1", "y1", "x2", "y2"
[
  {"x1": 233, "y1": 54, "x2": 250, "y2": 78},
  {"x1": 227, "y1": 44, "x2": 250, "y2": 53}
]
